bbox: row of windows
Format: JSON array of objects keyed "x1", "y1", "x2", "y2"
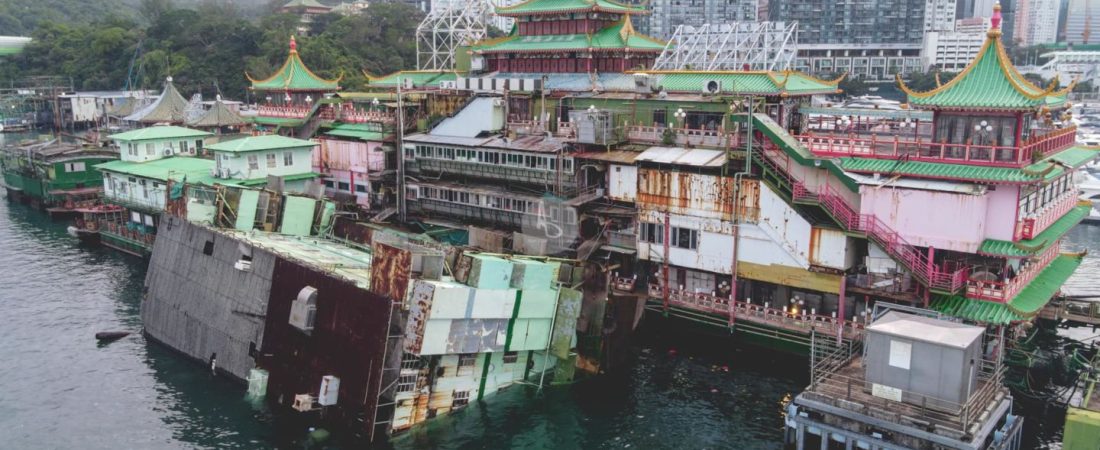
[
  {"x1": 409, "y1": 144, "x2": 574, "y2": 173},
  {"x1": 247, "y1": 152, "x2": 295, "y2": 170},
  {"x1": 639, "y1": 223, "x2": 700, "y2": 250},
  {"x1": 323, "y1": 180, "x2": 369, "y2": 194},
  {"x1": 416, "y1": 185, "x2": 578, "y2": 224},
  {"x1": 125, "y1": 140, "x2": 203, "y2": 157},
  {"x1": 61, "y1": 162, "x2": 86, "y2": 172},
  {"x1": 1020, "y1": 175, "x2": 1074, "y2": 215}
]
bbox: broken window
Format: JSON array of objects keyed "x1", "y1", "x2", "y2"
[
  {"x1": 503, "y1": 351, "x2": 519, "y2": 364},
  {"x1": 396, "y1": 374, "x2": 417, "y2": 393}
]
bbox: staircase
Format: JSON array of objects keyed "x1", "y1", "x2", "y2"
[
  {"x1": 295, "y1": 100, "x2": 330, "y2": 138},
  {"x1": 750, "y1": 115, "x2": 969, "y2": 294}
]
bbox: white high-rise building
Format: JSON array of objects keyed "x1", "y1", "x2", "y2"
[
  {"x1": 926, "y1": 0, "x2": 959, "y2": 32},
  {"x1": 1063, "y1": 0, "x2": 1098, "y2": 45},
  {"x1": 922, "y1": 17, "x2": 993, "y2": 71},
  {"x1": 1015, "y1": 0, "x2": 1061, "y2": 46}
]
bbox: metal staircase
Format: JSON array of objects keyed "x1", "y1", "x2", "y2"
[{"x1": 750, "y1": 115, "x2": 968, "y2": 294}]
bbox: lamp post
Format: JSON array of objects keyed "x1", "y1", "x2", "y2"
[
  {"x1": 673, "y1": 108, "x2": 686, "y2": 129},
  {"x1": 973, "y1": 120, "x2": 995, "y2": 145}
]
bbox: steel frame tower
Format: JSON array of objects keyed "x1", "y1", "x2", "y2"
[
  {"x1": 653, "y1": 21, "x2": 799, "y2": 72},
  {"x1": 415, "y1": 0, "x2": 493, "y2": 71}
]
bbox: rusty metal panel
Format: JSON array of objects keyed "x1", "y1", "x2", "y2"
[
  {"x1": 636, "y1": 169, "x2": 758, "y2": 222},
  {"x1": 608, "y1": 164, "x2": 637, "y2": 202},
  {"x1": 808, "y1": 227, "x2": 851, "y2": 270},
  {"x1": 370, "y1": 242, "x2": 412, "y2": 302}
]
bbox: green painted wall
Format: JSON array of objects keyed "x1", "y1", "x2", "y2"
[{"x1": 1064, "y1": 406, "x2": 1100, "y2": 450}]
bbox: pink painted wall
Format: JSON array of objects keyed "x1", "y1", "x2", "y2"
[
  {"x1": 983, "y1": 185, "x2": 1018, "y2": 241},
  {"x1": 315, "y1": 138, "x2": 386, "y2": 173},
  {"x1": 859, "y1": 187, "x2": 988, "y2": 253}
]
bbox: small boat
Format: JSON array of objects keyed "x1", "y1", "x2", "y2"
[{"x1": 69, "y1": 204, "x2": 126, "y2": 246}]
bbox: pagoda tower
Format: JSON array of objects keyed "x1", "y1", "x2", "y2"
[
  {"x1": 247, "y1": 36, "x2": 341, "y2": 131},
  {"x1": 472, "y1": 0, "x2": 666, "y2": 73},
  {"x1": 896, "y1": 3, "x2": 1076, "y2": 158}
]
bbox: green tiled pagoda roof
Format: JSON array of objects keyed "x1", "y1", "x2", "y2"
[
  {"x1": 495, "y1": 0, "x2": 645, "y2": 16},
  {"x1": 250, "y1": 116, "x2": 306, "y2": 127},
  {"x1": 365, "y1": 71, "x2": 457, "y2": 88},
  {"x1": 898, "y1": 28, "x2": 1072, "y2": 110},
  {"x1": 248, "y1": 37, "x2": 340, "y2": 92},
  {"x1": 281, "y1": 0, "x2": 330, "y2": 9},
  {"x1": 930, "y1": 295, "x2": 1022, "y2": 324},
  {"x1": 109, "y1": 126, "x2": 212, "y2": 142},
  {"x1": 475, "y1": 17, "x2": 664, "y2": 53},
  {"x1": 979, "y1": 205, "x2": 1090, "y2": 257},
  {"x1": 931, "y1": 253, "x2": 1083, "y2": 323},
  {"x1": 207, "y1": 135, "x2": 316, "y2": 153},
  {"x1": 1008, "y1": 253, "x2": 1083, "y2": 316},
  {"x1": 95, "y1": 157, "x2": 216, "y2": 184},
  {"x1": 324, "y1": 123, "x2": 390, "y2": 141},
  {"x1": 655, "y1": 71, "x2": 842, "y2": 95},
  {"x1": 837, "y1": 146, "x2": 1100, "y2": 184},
  {"x1": 235, "y1": 172, "x2": 321, "y2": 186}
]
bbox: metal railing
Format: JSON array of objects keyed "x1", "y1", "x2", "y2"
[
  {"x1": 625, "y1": 125, "x2": 732, "y2": 148},
  {"x1": 1017, "y1": 192, "x2": 1079, "y2": 240},
  {"x1": 795, "y1": 126, "x2": 1077, "y2": 168},
  {"x1": 966, "y1": 244, "x2": 1060, "y2": 302},
  {"x1": 649, "y1": 284, "x2": 866, "y2": 337},
  {"x1": 257, "y1": 105, "x2": 311, "y2": 119},
  {"x1": 760, "y1": 139, "x2": 969, "y2": 292},
  {"x1": 808, "y1": 334, "x2": 1007, "y2": 435}
]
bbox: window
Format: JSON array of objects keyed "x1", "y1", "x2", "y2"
[
  {"x1": 640, "y1": 222, "x2": 664, "y2": 244},
  {"x1": 672, "y1": 227, "x2": 698, "y2": 250},
  {"x1": 452, "y1": 390, "x2": 470, "y2": 408},
  {"x1": 283, "y1": 152, "x2": 294, "y2": 166},
  {"x1": 63, "y1": 162, "x2": 86, "y2": 172},
  {"x1": 503, "y1": 351, "x2": 519, "y2": 364},
  {"x1": 323, "y1": 180, "x2": 335, "y2": 188},
  {"x1": 337, "y1": 182, "x2": 350, "y2": 192},
  {"x1": 355, "y1": 184, "x2": 368, "y2": 193},
  {"x1": 247, "y1": 155, "x2": 259, "y2": 170},
  {"x1": 266, "y1": 153, "x2": 277, "y2": 168},
  {"x1": 127, "y1": 143, "x2": 137, "y2": 156},
  {"x1": 203, "y1": 240, "x2": 215, "y2": 256},
  {"x1": 179, "y1": 140, "x2": 189, "y2": 154},
  {"x1": 145, "y1": 143, "x2": 155, "y2": 156},
  {"x1": 396, "y1": 374, "x2": 417, "y2": 393},
  {"x1": 195, "y1": 140, "x2": 203, "y2": 153},
  {"x1": 458, "y1": 353, "x2": 477, "y2": 368}
]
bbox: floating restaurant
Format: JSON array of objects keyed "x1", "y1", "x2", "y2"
[{"x1": 6, "y1": 0, "x2": 1096, "y2": 443}]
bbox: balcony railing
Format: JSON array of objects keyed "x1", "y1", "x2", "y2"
[
  {"x1": 625, "y1": 125, "x2": 732, "y2": 148},
  {"x1": 338, "y1": 110, "x2": 395, "y2": 124},
  {"x1": 648, "y1": 284, "x2": 865, "y2": 337},
  {"x1": 795, "y1": 125, "x2": 1077, "y2": 168},
  {"x1": 966, "y1": 243, "x2": 1060, "y2": 302},
  {"x1": 1017, "y1": 191, "x2": 1078, "y2": 240},
  {"x1": 257, "y1": 105, "x2": 311, "y2": 119}
]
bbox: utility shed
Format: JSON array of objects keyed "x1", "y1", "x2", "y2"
[{"x1": 864, "y1": 312, "x2": 984, "y2": 409}]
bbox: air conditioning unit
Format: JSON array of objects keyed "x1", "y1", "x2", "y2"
[
  {"x1": 292, "y1": 394, "x2": 315, "y2": 412},
  {"x1": 289, "y1": 286, "x2": 318, "y2": 333},
  {"x1": 491, "y1": 98, "x2": 505, "y2": 107},
  {"x1": 439, "y1": 80, "x2": 456, "y2": 90},
  {"x1": 233, "y1": 260, "x2": 252, "y2": 272},
  {"x1": 402, "y1": 77, "x2": 415, "y2": 90},
  {"x1": 163, "y1": 148, "x2": 173, "y2": 156},
  {"x1": 702, "y1": 80, "x2": 722, "y2": 94},
  {"x1": 634, "y1": 73, "x2": 653, "y2": 93}
]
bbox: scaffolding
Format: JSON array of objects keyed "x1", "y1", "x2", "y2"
[
  {"x1": 652, "y1": 21, "x2": 799, "y2": 72},
  {"x1": 415, "y1": 0, "x2": 493, "y2": 71}
]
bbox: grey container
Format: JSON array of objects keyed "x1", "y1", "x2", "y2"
[{"x1": 863, "y1": 311, "x2": 985, "y2": 411}]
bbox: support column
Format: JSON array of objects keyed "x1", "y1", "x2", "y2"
[
  {"x1": 837, "y1": 275, "x2": 846, "y2": 345},
  {"x1": 796, "y1": 423, "x2": 805, "y2": 450},
  {"x1": 821, "y1": 431, "x2": 829, "y2": 450}
]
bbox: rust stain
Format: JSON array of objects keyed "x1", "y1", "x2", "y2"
[{"x1": 809, "y1": 227, "x2": 822, "y2": 265}]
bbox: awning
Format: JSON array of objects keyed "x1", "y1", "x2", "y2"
[
  {"x1": 600, "y1": 244, "x2": 636, "y2": 254},
  {"x1": 572, "y1": 150, "x2": 641, "y2": 164},
  {"x1": 324, "y1": 124, "x2": 390, "y2": 141},
  {"x1": 636, "y1": 146, "x2": 725, "y2": 167}
]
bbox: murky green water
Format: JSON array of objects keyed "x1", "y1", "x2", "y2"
[{"x1": 0, "y1": 132, "x2": 1092, "y2": 448}]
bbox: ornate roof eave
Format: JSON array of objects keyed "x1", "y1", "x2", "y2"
[{"x1": 247, "y1": 36, "x2": 342, "y2": 92}]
